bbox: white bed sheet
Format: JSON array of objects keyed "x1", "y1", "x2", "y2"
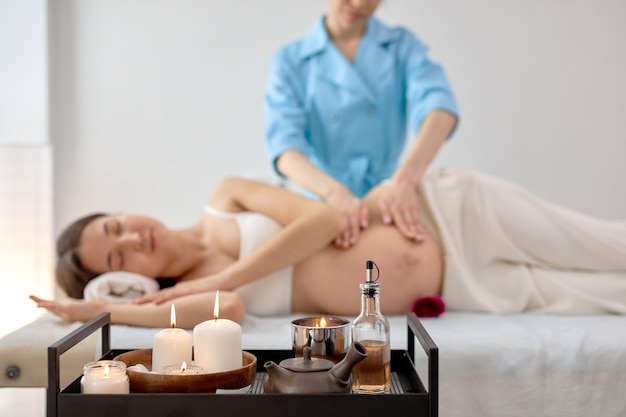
[{"x1": 104, "y1": 312, "x2": 626, "y2": 417}]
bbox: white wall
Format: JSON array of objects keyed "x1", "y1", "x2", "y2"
[
  {"x1": 0, "y1": 0, "x2": 48, "y2": 145},
  {"x1": 0, "y1": 0, "x2": 53, "y2": 337},
  {"x1": 50, "y1": 0, "x2": 626, "y2": 234}
]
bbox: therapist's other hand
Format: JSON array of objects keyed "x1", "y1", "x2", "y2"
[
  {"x1": 324, "y1": 184, "x2": 368, "y2": 248},
  {"x1": 377, "y1": 181, "x2": 426, "y2": 242}
]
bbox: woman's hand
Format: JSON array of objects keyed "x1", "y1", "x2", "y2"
[
  {"x1": 132, "y1": 275, "x2": 224, "y2": 305},
  {"x1": 375, "y1": 181, "x2": 426, "y2": 242},
  {"x1": 29, "y1": 295, "x2": 107, "y2": 323},
  {"x1": 324, "y1": 185, "x2": 368, "y2": 247}
]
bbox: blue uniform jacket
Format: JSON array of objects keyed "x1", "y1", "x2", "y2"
[{"x1": 264, "y1": 16, "x2": 459, "y2": 197}]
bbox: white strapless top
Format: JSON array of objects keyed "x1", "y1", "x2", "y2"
[{"x1": 204, "y1": 205, "x2": 293, "y2": 316}]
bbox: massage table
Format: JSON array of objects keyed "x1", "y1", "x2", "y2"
[{"x1": 1, "y1": 311, "x2": 625, "y2": 416}]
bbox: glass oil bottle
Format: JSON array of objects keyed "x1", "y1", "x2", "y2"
[{"x1": 351, "y1": 260, "x2": 391, "y2": 394}]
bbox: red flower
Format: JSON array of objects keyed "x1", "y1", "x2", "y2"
[{"x1": 411, "y1": 295, "x2": 446, "y2": 318}]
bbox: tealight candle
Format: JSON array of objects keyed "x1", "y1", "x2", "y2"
[
  {"x1": 193, "y1": 291, "x2": 242, "y2": 373},
  {"x1": 81, "y1": 360, "x2": 129, "y2": 394},
  {"x1": 160, "y1": 361, "x2": 203, "y2": 375},
  {"x1": 152, "y1": 304, "x2": 193, "y2": 372}
]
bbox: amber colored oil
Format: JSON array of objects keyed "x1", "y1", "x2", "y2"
[{"x1": 351, "y1": 340, "x2": 391, "y2": 394}]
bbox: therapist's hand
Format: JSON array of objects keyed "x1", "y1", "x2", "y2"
[
  {"x1": 377, "y1": 181, "x2": 426, "y2": 242},
  {"x1": 324, "y1": 185, "x2": 368, "y2": 248}
]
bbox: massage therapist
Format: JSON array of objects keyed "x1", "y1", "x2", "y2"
[{"x1": 264, "y1": 0, "x2": 459, "y2": 247}]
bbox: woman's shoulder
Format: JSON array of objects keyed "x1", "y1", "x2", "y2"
[
  {"x1": 204, "y1": 177, "x2": 249, "y2": 215},
  {"x1": 206, "y1": 176, "x2": 291, "y2": 215},
  {"x1": 203, "y1": 204, "x2": 239, "y2": 219}
]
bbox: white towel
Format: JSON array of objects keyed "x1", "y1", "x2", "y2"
[
  {"x1": 421, "y1": 168, "x2": 626, "y2": 314},
  {"x1": 83, "y1": 272, "x2": 160, "y2": 303}
]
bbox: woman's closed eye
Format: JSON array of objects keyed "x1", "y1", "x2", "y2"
[
  {"x1": 107, "y1": 250, "x2": 124, "y2": 271},
  {"x1": 104, "y1": 219, "x2": 123, "y2": 236},
  {"x1": 111, "y1": 220, "x2": 122, "y2": 235},
  {"x1": 103, "y1": 219, "x2": 125, "y2": 270}
]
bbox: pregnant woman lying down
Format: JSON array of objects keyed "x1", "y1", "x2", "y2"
[{"x1": 31, "y1": 168, "x2": 626, "y2": 329}]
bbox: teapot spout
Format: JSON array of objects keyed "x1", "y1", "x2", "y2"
[
  {"x1": 263, "y1": 361, "x2": 291, "y2": 393},
  {"x1": 264, "y1": 360, "x2": 291, "y2": 378},
  {"x1": 330, "y1": 342, "x2": 368, "y2": 383}
]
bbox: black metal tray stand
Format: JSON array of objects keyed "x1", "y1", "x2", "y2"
[{"x1": 48, "y1": 312, "x2": 438, "y2": 417}]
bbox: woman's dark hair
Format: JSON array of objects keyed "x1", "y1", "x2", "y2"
[{"x1": 55, "y1": 213, "x2": 107, "y2": 299}]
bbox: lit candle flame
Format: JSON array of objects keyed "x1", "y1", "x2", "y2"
[
  {"x1": 181, "y1": 361, "x2": 187, "y2": 373},
  {"x1": 103, "y1": 364, "x2": 110, "y2": 377},
  {"x1": 170, "y1": 304, "x2": 176, "y2": 328},
  {"x1": 213, "y1": 291, "x2": 220, "y2": 320},
  {"x1": 320, "y1": 317, "x2": 327, "y2": 327}
]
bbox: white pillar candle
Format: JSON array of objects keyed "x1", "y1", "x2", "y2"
[
  {"x1": 152, "y1": 304, "x2": 193, "y2": 372},
  {"x1": 193, "y1": 291, "x2": 242, "y2": 373},
  {"x1": 81, "y1": 361, "x2": 129, "y2": 394}
]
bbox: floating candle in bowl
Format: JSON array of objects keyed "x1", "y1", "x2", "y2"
[
  {"x1": 193, "y1": 291, "x2": 242, "y2": 373},
  {"x1": 152, "y1": 304, "x2": 193, "y2": 372},
  {"x1": 160, "y1": 361, "x2": 203, "y2": 375}
]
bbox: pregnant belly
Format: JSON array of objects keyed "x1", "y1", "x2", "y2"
[{"x1": 292, "y1": 224, "x2": 443, "y2": 315}]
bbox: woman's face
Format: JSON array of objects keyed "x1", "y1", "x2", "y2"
[
  {"x1": 327, "y1": 0, "x2": 381, "y2": 29},
  {"x1": 78, "y1": 214, "x2": 170, "y2": 277}
]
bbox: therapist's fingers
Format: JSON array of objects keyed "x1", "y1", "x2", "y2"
[
  {"x1": 325, "y1": 187, "x2": 365, "y2": 247},
  {"x1": 333, "y1": 203, "x2": 368, "y2": 248},
  {"x1": 391, "y1": 207, "x2": 425, "y2": 242},
  {"x1": 347, "y1": 200, "x2": 370, "y2": 245},
  {"x1": 348, "y1": 212, "x2": 361, "y2": 244},
  {"x1": 334, "y1": 213, "x2": 358, "y2": 247},
  {"x1": 359, "y1": 202, "x2": 369, "y2": 229},
  {"x1": 378, "y1": 186, "x2": 425, "y2": 242}
]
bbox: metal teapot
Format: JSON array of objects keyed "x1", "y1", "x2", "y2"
[{"x1": 263, "y1": 342, "x2": 367, "y2": 394}]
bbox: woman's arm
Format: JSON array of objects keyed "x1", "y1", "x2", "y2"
[
  {"x1": 135, "y1": 178, "x2": 346, "y2": 305},
  {"x1": 207, "y1": 177, "x2": 346, "y2": 289},
  {"x1": 276, "y1": 150, "x2": 368, "y2": 247},
  {"x1": 30, "y1": 292, "x2": 246, "y2": 328}
]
